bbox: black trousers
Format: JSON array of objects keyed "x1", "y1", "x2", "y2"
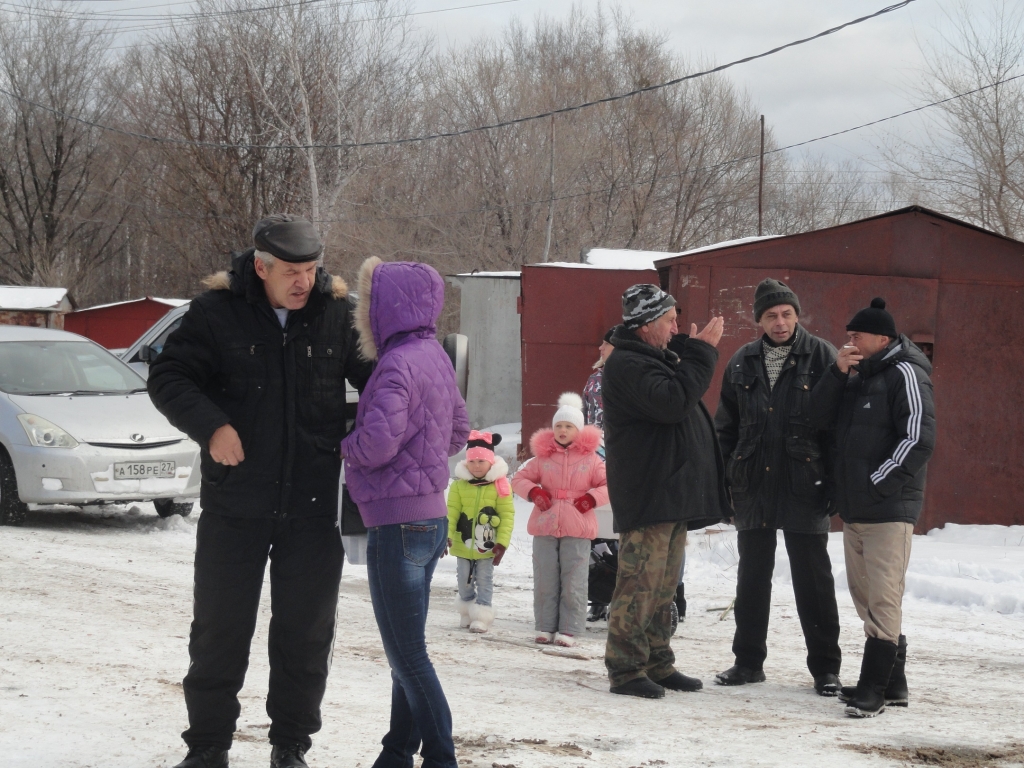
[
  {"x1": 182, "y1": 512, "x2": 344, "y2": 751},
  {"x1": 732, "y1": 529, "x2": 841, "y2": 678}
]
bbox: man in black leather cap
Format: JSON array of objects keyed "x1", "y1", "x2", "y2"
[
  {"x1": 713, "y1": 279, "x2": 843, "y2": 697},
  {"x1": 149, "y1": 215, "x2": 372, "y2": 768}
]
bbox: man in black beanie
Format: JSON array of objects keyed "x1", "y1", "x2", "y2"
[
  {"x1": 811, "y1": 297, "x2": 935, "y2": 718},
  {"x1": 149, "y1": 215, "x2": 373, "y2": 768},
  {"x1": 714, "y1": 278, "x2": 843, "y2": 696}
]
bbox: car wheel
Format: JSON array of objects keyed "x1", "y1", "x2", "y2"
[
  {"x1": 0, "y1": 448, "x2": 29, "y2": 526},
  {"x1": 154, "y1": 499, "x2": 194, "y2": 518}
]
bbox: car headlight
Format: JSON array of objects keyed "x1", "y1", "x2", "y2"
[{"x1": 17, "y1": 414, "x2": 79, "y2": 449}]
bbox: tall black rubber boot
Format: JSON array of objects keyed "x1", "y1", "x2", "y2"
[
  {"x1": 844, "y1": 637, "x2": 899, "y2": 718},
  {"x1": 885, "y1": 634, "x2": 909, "y2": 707}
]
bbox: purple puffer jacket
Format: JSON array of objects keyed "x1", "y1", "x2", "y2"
[{"x1": 341, "y1": 257, "x2": 470, "y2": 527}]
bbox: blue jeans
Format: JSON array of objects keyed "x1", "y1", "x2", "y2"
[
  {"x1": 456, "y1": 556, "x2": 494, "y2": 606},
  {"x1": 366, "y1": 517, "x2": 456, "y2": 768}
]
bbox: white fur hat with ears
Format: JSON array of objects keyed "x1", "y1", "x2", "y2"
[{"x1": 552, "y1": 392, "x2": 585, "y2": 431}]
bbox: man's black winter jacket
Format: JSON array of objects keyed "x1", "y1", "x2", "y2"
[
  {"x1": 147, "y1": 249, "x2": 373, "y2": 519},
  {"x1": 715, "y1": 327, "x2": 837, "y2": 533},
  {"x1": 602, "y1": 326, "x2": 729, "y2": 534},
  {"x1": 811, "y1": 335, "x2": 935, "y2": 525}
]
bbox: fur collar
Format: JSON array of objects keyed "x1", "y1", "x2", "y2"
[
  {"x1": 353, "y1": 256, "x2": 382, "y2": 361},
  {"x1": 529, "y1": 424, "x2": 602, "y2": 459},
  {"x1": 201, "y1": 247, "x2": 348, "y2": 301},
  {"x1": 454, "y1": 455, "x2": 510, "y2": 483}
]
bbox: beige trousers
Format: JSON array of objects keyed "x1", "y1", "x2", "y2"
[{"x1": 843, "y1": 522, "x2": 913, "y2": 643}]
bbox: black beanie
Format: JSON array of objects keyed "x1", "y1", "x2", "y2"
[
  {"x1": 754, "y1": 278, "x2": 801, "y2": 321},
  {"x1": 846, "y1": 297, "x2": 897, "y2": 338},
  {"x1": 603, "y1": 327, "x2": 615, "y2": 343}
]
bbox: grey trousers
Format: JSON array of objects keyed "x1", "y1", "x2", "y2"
[{"x1": 533, "y1": 536, "x2": 590, "y2": 635}]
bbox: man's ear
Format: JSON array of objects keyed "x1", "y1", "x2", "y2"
[{"x1": 254, "y1": 258, "x2": 269, "y2": 281}]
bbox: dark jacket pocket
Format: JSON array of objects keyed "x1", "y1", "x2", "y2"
[{"x1": 785, "y1": 437, "x2": 825, "y2": 500}]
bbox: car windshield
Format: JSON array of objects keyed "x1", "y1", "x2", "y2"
[{"x1": 0, "y1": 340, "x2": 148, "y2": 395}]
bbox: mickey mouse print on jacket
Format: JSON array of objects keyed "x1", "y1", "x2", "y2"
[
  {"x1": 447, "y1": 456, "x2": 515, "y2": 560},
  {"x1": 512, "y1": 425, "x2": 609, "y2": 539}
]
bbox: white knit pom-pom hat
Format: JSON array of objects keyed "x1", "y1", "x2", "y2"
[{"x1": 552, "y1": 392, "x2": 585, "y2": 431}]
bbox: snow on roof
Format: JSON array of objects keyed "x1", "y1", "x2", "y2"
[
  {"x1": 76, "y1": 296, "x2": 189, "y2": 312},
  {"x1": 671, "y1": 235, "x2": 782, "y2": 260},
  {"x1": 0, "y1": 286, "x2": 71, "y2": 311},
  {"x1": 528, "y1": 237, "x2": 784, "y2": 272},
  {"x1": 452, "y1": 271, "x2": 521, "y2": 279}
]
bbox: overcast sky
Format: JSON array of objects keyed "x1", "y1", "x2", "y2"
[{"x1": 414, "y1": 0, "x2": 957, "y2": 168}]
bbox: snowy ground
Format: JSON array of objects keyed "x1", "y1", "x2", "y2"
[{"x1": 2, "y1": 499, "x2": 1023, "y2": 767}]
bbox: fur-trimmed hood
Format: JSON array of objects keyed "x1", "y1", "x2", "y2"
[
  {"x1": 201, "y1": 248, "x2": 347, "y2": 305},
  {"x1": 352, "y1": 255, "x2": 445, "y2": 361},
  {"x1": 529, "y1": 424, "x2": 603, "y2": 459},
  {"x1": 454, "y1": 455, "x2": 510, "y2": 484}
]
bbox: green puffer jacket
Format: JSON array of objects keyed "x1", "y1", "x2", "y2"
[{"x1": 446, "y1": 456, "x2": 515, "y2": 560}]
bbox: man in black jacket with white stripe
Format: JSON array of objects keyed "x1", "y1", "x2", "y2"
[{"x1": 811, "y1": 297, "x2": 935, "y2": 718}]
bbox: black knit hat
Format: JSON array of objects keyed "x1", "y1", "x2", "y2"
[
  {"x1": 846, "y1": 297, "x2": 897, "y2": 338},
  {"x1": 603, "y1": 327, "x2": 615, "y2": 343},
  {"x1": 252, "y1": 214, "x2": 323, "y2": 262},
  {"x1": 754, "y1": 278, "x2": 801, "y2": 321}
]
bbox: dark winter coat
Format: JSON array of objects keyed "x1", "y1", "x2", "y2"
[
  {"x1": 715, "y1": 328, "x2": 837, "y2": 533},
  {"x1": 340, "y1": 257, "x2": 470, "y2": 527},
  {"x1": 601, "y1": 326, "x2": 730, "y2": 534},
  {"x1": 810, "y1": 335, "x2": 935, "y2": 525},
  {"x1": 147, "y1": 248, "x2": 373, "y2": 519}
]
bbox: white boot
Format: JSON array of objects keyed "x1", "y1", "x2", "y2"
[
  {"x1": 455, "y1": 596, "x2": 473, "y2": 629},
  {"x1": 468, "y1": 603, "x2": 495, "y2": 634}
]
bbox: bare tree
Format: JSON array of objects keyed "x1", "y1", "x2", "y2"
[
  {"x1": 887, "y1": 0, "x2": 1024, "y2": 237},
  {"x1": 0, "y1": 4, "x2": 132, "y2": 292}
]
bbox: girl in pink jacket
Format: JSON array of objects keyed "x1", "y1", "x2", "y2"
[{"x1": 512, "y1": 393, "x2": 609, "y2": 647}]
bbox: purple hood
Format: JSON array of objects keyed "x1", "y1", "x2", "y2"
[{"x1": 341, "y1": 258, "x2": 470, "y2": 527}]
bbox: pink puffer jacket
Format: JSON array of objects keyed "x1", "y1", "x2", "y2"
[{"x1": 512, "y1": 425, "x2": 609, "y2": 539}]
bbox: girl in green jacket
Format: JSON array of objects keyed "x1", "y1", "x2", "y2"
[{"x1": 447, "y1": 431, "x2": 515, "y2": 633}]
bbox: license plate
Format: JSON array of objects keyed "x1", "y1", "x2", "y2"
[{"x1": 113, "y1": 461, "x2": 176, "y2": 479}]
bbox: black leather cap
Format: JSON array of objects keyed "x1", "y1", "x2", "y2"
[{"x1": 252, "y1": 214, "x2": 323, "y2": 262}]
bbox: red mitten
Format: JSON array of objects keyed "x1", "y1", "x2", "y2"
[
  {"x1": 529, "y1": 487, "x2": 553, "y2": 511},
  {"x1": 573, "y1": 493, "x2": 597, "y2": 513},
  {"x1": 491, "y1": 543, "x2": 506, "y2": 566}
]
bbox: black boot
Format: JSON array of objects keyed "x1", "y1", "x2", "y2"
[
  {"x1": 714, "y1": 665, "x2": 766, "y2": 686},
  {"x1": 587, "y1": 603, "x2": 608, "y2": 622},
  {"x1": 674, "y1": 584, "x2": 687, "y2": 620},
  {"x1": 653, "y1": 670, "x2": 702, "y2": 692},
  {"x1": 814, "y1": 673, "x2": 841, "y2": 697},
  {"x1": 173, "y1": 746, "x2": 229, "y2": 768},
  {"x1": 844, "y1": 637, "x2": 899, "y2": 718},
  {"x1": 885, "y1": 634, "x2": 909, "y2": 707},
  {"x1": 610, "y1": 677, "x2": 665, "y2": 699},
  {"x1": 270, "y1": 744, "x2": 308, "y2": 768}
]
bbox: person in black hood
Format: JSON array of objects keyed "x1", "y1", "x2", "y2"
[
  {"x1": 148, "y1": 215, "x2": 373, "y2": 768},
  {"x1": 713, "y1": 279, "x2": 843, "y2": 697},
  {"x1": 810, "y1": 297, "x2": 936, "y2": 719},
  {"x1": 601, "y1": 284, "x2": 728, "y2": 699}
]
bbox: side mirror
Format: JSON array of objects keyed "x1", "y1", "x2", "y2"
[
  {"x1": 443, "y1": 333, "x2": 468, "y2": 400},
  {"x1": 138, "y1": 344, "x2": 154, "y2": 363}
]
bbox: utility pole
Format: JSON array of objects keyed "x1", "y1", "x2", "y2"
[
  {"x1": 757, "y1": 114, "x2": 765, "y2": 237},
  {"x1": 542, "y1": 114, "x2": 555, "y2": 263}
]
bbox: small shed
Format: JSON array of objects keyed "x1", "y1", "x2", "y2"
[
  {"x1": 0, "y1": 286, "x2": 74, "y2": 329},
  {"x1": 656, "y1": 206, "x2": 1024, "y2": 531},
  {"x1": 447, "y1": 272, "x2": 523, "y2": 429},
  {"x1": 519, "y1": 250, "x2": 662, "y2": 450},
  {"x1": 64, "y1": 297, "x2": 188, "y2": 349}
]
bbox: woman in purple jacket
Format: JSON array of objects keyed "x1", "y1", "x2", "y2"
[{"x1": 342, "y1": 257, "x2": 470, "y2": 768}]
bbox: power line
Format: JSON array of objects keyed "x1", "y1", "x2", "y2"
[
  {"x1": 323, "y1": 71, "x2": 1024, "y2": 223},
  {"x1": 0, "y1": 0, "x2": 916, "y2": 151}
]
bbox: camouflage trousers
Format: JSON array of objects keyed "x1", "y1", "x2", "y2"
[{"x1": 604, "y1": 521, "x2": 687, "y2": 687}]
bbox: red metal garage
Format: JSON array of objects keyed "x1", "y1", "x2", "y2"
[
  {"x1": 657, "y1": 206, "x2": 1024, "y2": 531},
  {"x1": 519, "y1": 207, "x2": 1023, "y2": 531},
  {"x1": 65, "y1": 297, "x2": 187, "y2": 350}
]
